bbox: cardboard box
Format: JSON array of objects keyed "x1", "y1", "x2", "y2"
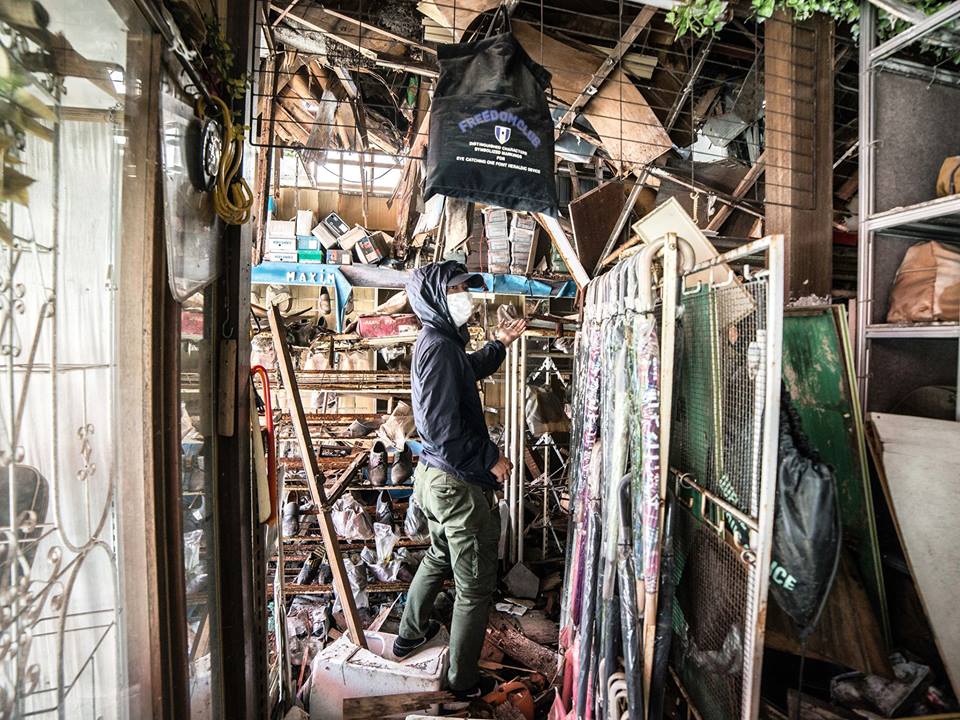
[
  {"x1": 355, "y1": 231, "x2": 389, "y2": 264},
  {"x1": 513, "y1": 213, "x2": 537, "y2": 231},
  {"x1": 323, "y1": 212, "x2": 350, "y2": 237},
  {"x1": 295, "y1": 209, "x2": 315, "y2": 236},
  {"x1": 311, "y1": 221, "x2": 340, "y2": 249},
  {"x1": 326, "y1": 249, "x2": 353, "y2": 265},
  {"x1": 337, "y1": 225, "x2": 368, "y2": 251},
  {"x1": 264, "y1": 251, "x2": 298, "y2": 263},
  {"x1": 297, "y1": 235, "x2": 320, "y2": 251},
  {"x1": 298, "y1": 249, "x2": 324, "y2": 264},
  {"x1": 268, "y1": 236, "x2": 297, "y2": 253},
  {"x1": 267, "y1": 219, "x2": 296, "y2": 239}
]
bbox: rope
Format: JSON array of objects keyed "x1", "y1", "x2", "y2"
[{"x1": 197, "y1": 95, "x2": 253, "y2": 225}]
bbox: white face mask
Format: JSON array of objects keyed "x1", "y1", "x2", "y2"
[{"x1": 446, "y1": 291, "x2": 474, "y2": 327}]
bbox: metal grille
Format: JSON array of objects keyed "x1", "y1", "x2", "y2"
[
  {"x1": 668, "y1": 237, "x2": 782, "y2": 720},
  {"x1": 671, "y1": 507, "x2": 755, "y2": 720},
  {"x1": 672, "y1": 278, "x2": 768, "y2": 518}
]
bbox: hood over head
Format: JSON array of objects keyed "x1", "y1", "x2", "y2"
[{"x1": 407, "y1": 261, "x2": 484, "y2": 343}]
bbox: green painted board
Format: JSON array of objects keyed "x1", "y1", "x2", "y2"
[{"x1": 782, "y1": 306, "x2": 889, "y2": 643}]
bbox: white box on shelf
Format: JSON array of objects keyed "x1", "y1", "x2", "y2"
[
  {"x1": 267, "y1": 219, "x2": 296, "y2": 239},
  {"x1": 268, "y1": 236, "x2": 297, "y2": 253},
  {"x1": 311, "y1": 221, "x2": 341, "y2": 249},
  {"x1": 264, "y1": 251, "x2": 298, "y2": 263},
  {"x1": 337, "y1": 225, "x2": 368, "y2": 251},
  {"x1": 295, "y1": 209, "x2": 315, "y2": 236}
]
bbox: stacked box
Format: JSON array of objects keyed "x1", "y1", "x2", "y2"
[
  {"x1": 510, "y1": 213, "x2": 538, "y2": 274},
  {"x1": 267, "y1": 219, "x2": 296, "y2": 240},
  {"x1": 338, "y1": 225, "x2": 368, "y2": 251},
  {"x1": 297, "y1": 235, "x2": 320, "y2": 251},
  {"x1": 267, "y1": 236, "x2": 296, "y2": 253},
  {"x1": 264, "y1": 251, "x2": 298, "y2": 263},
  {"x1": 355, "y1": 231, "x2": 390, "y2": 264},
  {"x1": 483, "y1": 207, "x2": 511, "y2": 273},
  {"x1": 311, "y1": 221, "x2": 340, "y2": 249},
  {"x1": 326, "y1": 249, "x2": 352, "y2": 265},
  {"x1": 295, "y1": 209, "x2": 315, "y2": 236},
  {"x1": 323, "y1": 212, "x2": 350, "y2": 237},
  {"x1": 298, "y1": 249, "x2": 324, "y2": 263}
]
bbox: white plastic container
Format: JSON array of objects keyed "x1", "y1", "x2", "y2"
[{"x1": 309, "y1": 629, "x2": 450, "y2": 720}]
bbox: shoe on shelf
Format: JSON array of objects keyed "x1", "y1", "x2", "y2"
[
  {"x1": 295, "y1": 552, "x2": 322, "y2": 585},
  {"x1": 389, "y1": 444, "x2": 414, "y2": 486},
  {"x1": 281, "y1": 493, "x2": 300, "y2": 537},
  {"x1": 392, "y1": 619, "x2": 441, "y2": 659},
  {"x1": 368, "y1": 441, "x2": 388, "y2": 485},
  {"x1": 451, "y1": 675, "x2": 498, "y2": 701},
  {"x1": 318, "y1": 288, "x2": 332, "y2": 315},
  {"x1": 344, "y1": 419, "x2": 377, "y2": 438}
]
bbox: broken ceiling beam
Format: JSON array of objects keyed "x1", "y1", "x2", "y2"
[
  {"x1": 271, "y1": 3, "x2": 379, "y2": 60},
  {"x1": 555, "y1": 6, "x2": 657, "y2": 132},
  {"x1": 705, "y1": 151, "x2": 766, "y2": 232},
  {"x1": 417, "y1": 0, "x2": 500, "y2": 41},
  {"x1": 513, "y1": 21, "x2": 671, "y2": 170},
  {"x1": 535, "y1": 213, "x2": 590, "y2": 289},
  {"x1": 664, "y1": 35, "x2": 715, "y2": 131},
  {"x1": 320, "y1": 6, "x2": 437, "y2": 56}
]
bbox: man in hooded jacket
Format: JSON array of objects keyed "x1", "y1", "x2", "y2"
[{"x1": 392, "y1": 261, "x2": 525, "y2": 698}]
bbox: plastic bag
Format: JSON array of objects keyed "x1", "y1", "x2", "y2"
[
  {"x1": 333, "y1": 555, "x2": 369, "y2": 611},
  {"x1": 404, "y1": 495, "x2": 430, "y2": 543},
  {"x1": 360, "y1": 545, "x2": 403, "y2": 583},
  {"x1": 375, "y1": 490, "x2": 394, "y2": 526},
  {"x1": 331, "y1": 496, "x2": 374, "y2": 540},
  {"x1": 771, "y1": 390, "x2": 841, "y2": 638},
  {"x1": 374, "y1": 522, "x2": 399, "y2": 562}
]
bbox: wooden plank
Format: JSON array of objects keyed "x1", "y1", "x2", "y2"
[
  {"x1": 267, "y1": 303, "x2": 367, "y2": 649},
  {"x1": 554, "y1": 6, "x2": 657, "y2": 131},
  {"x1": 513, "y1": 21, "x2": 670, "y2": 170},
  {"x1": 535, "y1": 213, "x2": 589, "y2": 288},
  {"x1": 326, "y1": 451, "x2": 368, "y2": 505},
  {"x1": 569, "y1": 179, "x2": 626, "y2": 275},
  {"x1": 781, "y1": 306, "x2": 889, "y2": 642},
  {"x1": 485, "y1": 612, "x2": 560, "y2": 680},
  {"x1": 869, "y1": 412, "x2": 960, "y2": 695},
  {"x1": 764, "y1": 13, "x2": 834, "y2": 298},
  {"x1": 342, "y1": 690, "x2": 455, "y2": 719}
]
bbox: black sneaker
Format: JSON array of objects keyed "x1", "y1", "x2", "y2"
[
  {"x1": 392, "y1": 620, "x2": 441, "y2": 658},
  {"x1": 451, "y1": 675, "x2": 498, "y2": 700}
]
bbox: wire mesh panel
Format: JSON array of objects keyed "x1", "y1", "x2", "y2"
[{"x1": 668, "y1": 237, "x2": 783, "y2": 720}]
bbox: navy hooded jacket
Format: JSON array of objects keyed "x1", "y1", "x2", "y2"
[{"x1": 407, "y1": 261, "x2": 505, "y2": 489}]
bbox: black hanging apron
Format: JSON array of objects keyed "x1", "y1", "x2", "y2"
[{"x1": 425, "y1": 11, "x2": 558, "y2": 215}]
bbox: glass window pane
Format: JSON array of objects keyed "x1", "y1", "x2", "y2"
[{"x1": 0, "y1": 1, "x2": 154, "y2": 718}]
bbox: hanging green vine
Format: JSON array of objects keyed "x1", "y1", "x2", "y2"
[{"x1": 667, "y1": 0, "x2": 959, "y2": 62}]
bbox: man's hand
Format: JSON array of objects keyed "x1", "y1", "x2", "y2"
[
  {"x1": 491, "y1": 452, "x2": 513, "y2": 485},
  {"x1": 496, "y1": 319, "x2": 527, "y2": 346}
]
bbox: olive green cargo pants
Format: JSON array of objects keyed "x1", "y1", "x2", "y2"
[{"x1": 398, "y1": 463, "x2": 500, "y2": 691}]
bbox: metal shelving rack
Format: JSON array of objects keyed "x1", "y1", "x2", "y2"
[{"x1": 856, "y1": 0, "x2": 960, "y2": 421}]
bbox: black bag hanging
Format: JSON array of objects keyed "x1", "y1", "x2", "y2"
[
  {"x1": 771, "y1": 389, "x2": 842, "y2": 638},
  {"x1": 425, "y1": 8, "x2": 558, "y2": 215}
]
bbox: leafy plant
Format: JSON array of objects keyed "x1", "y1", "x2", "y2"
[
  {"x1": 199, "y1": 17, "x2": 248, "y2": 123},
  {"x1": 667, "y1": 0, "x2": 954, "y2": 60}
]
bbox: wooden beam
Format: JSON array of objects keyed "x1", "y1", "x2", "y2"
[
  {"x1": 535, "y1": 213, "x2": 590, "y2": 289},
  {"x1": 270, "y1": 3, "x2": 378, "y2": 60},
  {"x1": 554, "y1": 6, "x2": 657, "y2": 131},
  {"x1": 705, "y1": 151, "x2": 767, "y2": 232},
  {"x1": 765, "y1": 12, "x2": 834, "y2": 299},
  {"x1": 319, "y1": 6, "x2": 437, "y2": 56},
  {"x1": 267, "y1": 304, "x2": 367, "y2": 649}
]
